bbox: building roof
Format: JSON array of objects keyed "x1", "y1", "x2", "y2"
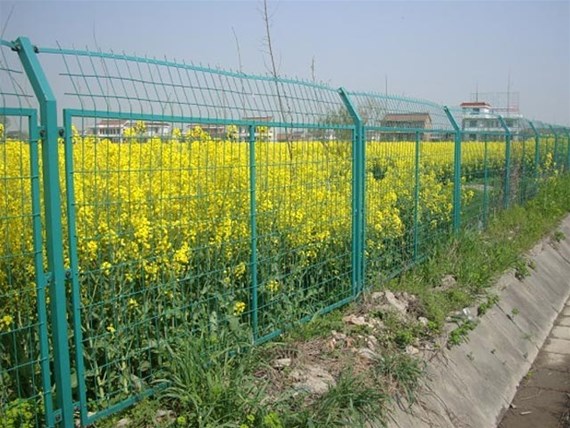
[
  {"x1": 241, "y1": 116, "x2": 273, "y2": 121},
  {"x1": 382, "y1": 113, "x2": 431, "y2": 122},
  {"x1": 460, "y1": 102, "x2": 492, "y2": 108},
  {"x1": 96, "y1": 119, "x2": 126, "y2": 127}
]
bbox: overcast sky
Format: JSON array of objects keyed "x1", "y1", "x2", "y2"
[{"x1": 1, "y1": 0, "x2": 569, "y2": 125}]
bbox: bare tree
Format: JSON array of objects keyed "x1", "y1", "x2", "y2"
[{"x1": 260, "y1": 0, "x2": 293, "y2": 159}]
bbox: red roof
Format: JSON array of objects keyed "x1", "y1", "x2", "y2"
[{"x1": 460, "y1": 102, "x2": 491, "y2": 108}]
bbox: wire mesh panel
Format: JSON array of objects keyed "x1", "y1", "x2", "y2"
[
  {"x1": 0, "y1": 40, "x2": 53, "y2": 427},
  {"x1": 553, "y1": 126, "x2": 570, "y2": 174},
  {"x1": 254, "y1": 126, "x2": 354, "y2": 340},
  {"x1": 345, "y1": 92, "x2": 457, "y2": 284},
  {"x1": 36, "y1": 44, "x2": 355, "y2": 423},
  {"x1": 448, "y1": 107, "x2": 506, "y2": 228},
  {"x1": 509, "y1": 121, "x2": 539, "y2": 205},
  {"x1": 533, "y1": 121, "x2": 557, "y2": 180}
]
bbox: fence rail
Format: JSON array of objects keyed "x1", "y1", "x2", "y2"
[{"x1": 1, "y1": 35, "x2": 569, "y2": 427}]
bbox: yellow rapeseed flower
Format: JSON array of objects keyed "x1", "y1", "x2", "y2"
[
  {"x1": 233, "y1": 301, "x2": 246, "y2": 316},
  {"x1": 0, "y1": 314, "x2": 13, "y2": 331}
]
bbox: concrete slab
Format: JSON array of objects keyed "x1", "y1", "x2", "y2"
[
  {"x1": 534, "y1": 351, "x2": 570, "y2": 373},
  {"x1": 525, "y1": 367, "x2": 570, "y2": 391},
  {"x1": 550, "y1": 325, "x2": 570, "y2": 341},
  {"x1": 387, "y1": 215, "x2": 570, "y2": 428},
  {"x1": 558, "y1": 316, "x2": 570, "y2": 327},
  {"x1": 542, "y1": 338, "x2": 570, "y2": 355}
]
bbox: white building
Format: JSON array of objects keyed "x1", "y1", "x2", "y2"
[
  {"x1": 460, "y1": 102, "x2": 524, "y2": 141},
  {"x1": 90, "y1": 119, "x2": 172, "y2": 142}
]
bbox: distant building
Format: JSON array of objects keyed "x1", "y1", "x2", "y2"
[
  {"x1": 460, "y1": 102, "x2": 524, "y2": 141},
  {"x1": 239, "y1": 116, "x2": 274, "y2": 141},
  {"x1": 380, "y1": 112, "x2": 432, "y2": 141},
  {"x1": 90, "y1": 119, "x2": 171, "y2": 142},
  {"x1": 186, "y1": 123, "x2": 227, "y2": 140}
]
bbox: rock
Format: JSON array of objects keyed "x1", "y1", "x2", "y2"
[
  {"x1": 331, "y1": 330, "x2": 347, "y2": 341},
  {"x1": 342, "y1": 314, "x2": 368, "y2": 326},
  {"x1": 418, "y1": 316, "x2": 429, "y2": 326},
  {"x1": 462, "y1": 307, "x2": 475, "y2": 321},
  {"x1": 384, "y1": 290, "x2": 408, "y2": 315},
  {"x1": 441, "y1": 274, "x2": 457, "y2": 289},
  {"x1": 272, "y1": 358, "x2": 292, "y2": 369},
  {"x1": 357, "y1": 347, "x2": 377, "y2": 361},
  {"x1": 370, "y1": 318, "x2": 385, "y2": 329},
  {"x1": 116, "y1": 418, "x2": 131, "y2": 428},
  {"x1": 154, "y1": 409, "x2": 176, "y2": 424},
  {"x1": 371, "y1": 291, "x2": 385, "y2": 301},
  {"x1": 366, "y1": 335, "x2": 379, "y2": 350},
  {"x1": 405, "y1": 345, "x2": 420, "y2": 356},
  {"x1": 290, "y1": 365, "x2": 336, "y2": 395}
]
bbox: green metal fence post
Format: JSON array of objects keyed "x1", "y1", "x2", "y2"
[
  {"x1": 549, "y1": 125, "x2": 560, "y2": 172},
  {"x1": 15, "y1": 37, "x2": 74, "y2": 428},
  {"x1": 248, "y1": 125, "x2": 259, "y2": 341},
  {"x1": 443, "y1": 106, "x2": 461, "y2": 232},
  {"x1": 498, "y1": 115, "x2": 512, "y2": 209},
  {"x1": 338, "y1": 87, "x2": 364, "y2": 294}
]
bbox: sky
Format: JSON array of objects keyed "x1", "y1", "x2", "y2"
[{"x1": 1, "y1": 0, "x2": 569, "y2": 125}]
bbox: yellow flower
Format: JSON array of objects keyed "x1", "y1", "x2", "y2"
[
  {"x1": 233, "y1": 301, "x2": 246, "y2": 316},
  {"x1": 267, "y1": 279, "x2": 280, "y2": 293},
  {"x1": 100, "y1": 261, "x2": 112, "y2": 276},
  {"x1": 234, "y1": 262, "x2": 247, "y2": 279},
  {"x1": 127, "y1": 298, "x2": 139, "y2": 310},
  {"x1": 106, "y1": 325, "x2": 116, "y2": 334},
  {"x1": 0, "y1": 314, "x2": 13, "y2": 331}
]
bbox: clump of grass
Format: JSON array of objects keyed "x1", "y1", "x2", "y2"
[
  {"x1": 553, "y1": 230, "x2": 566, "y2": 242},
  {"x1": 448, "y1": 320, "x2": 478, "y2": 348},
  {"x1": 374, "y1": 353, "x2": 424, "y2": 405},
  {"x1": 299, "y1": 369, "x2": 389, "y2": 427},
  {"x1": 514, "y1": 257, "x2": 531, "y2": 280},
  {"x1": 158, "y1": 330, "x2": 272, "y2": 428},
  {"x1": 477, "y1": 294, "x2": 499, "y2": 316}
]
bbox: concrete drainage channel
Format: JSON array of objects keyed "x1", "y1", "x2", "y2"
[{"x1": 388, "y1": 215, "x2": 570, "y2": 428}]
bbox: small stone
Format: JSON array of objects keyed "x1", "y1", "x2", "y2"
[
  {"x1": 441, "y1": 274, "x2": 457, "y2": 289},
  {"x1": 371, "y1": 291, "x2": 385, "y2": 301},
  {"x1": 384, "y1": 290, "x2": 408, "y2": 315},
  {"x1": 272, "y1": 358, "x2": 292, "y2": 369},
  {"x1": 357, "y1": 347, "x2": 377, "y2": 361},
  {"x1": 155, "y1": 409, "x2": 175, "y2": 424},
  {"x1": 343, "y1": 314, "x2": 368, "y2": 326},
  {"x1": 116, "y1": 418, "x2": 131, "y2": 428},
  {"x1": 462, "y1": 307, "x2": 474, "y2": 321},
  {"x1": 366, "y1": 335, "x2": 379, "y2": 350},
  {"x1": 331, "y1": 330, "x2": 347, "y2": 341},
  {"x1": 405, "y1": 345, "x2": 420, "y2": 356},
  {"x1": 418, "y1": 317, "x2": 429, "y2": 326},
  {"x1": 290, "y1": 365, "x2": 336, "y2": 395}
]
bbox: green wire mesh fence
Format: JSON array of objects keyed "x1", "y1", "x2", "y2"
[
  {"x1": 0, "y1": 40, "x2": 54, "y2": 428},
  {"x1": 0, "y1": 35, "x2": 568, "y2": 427}
]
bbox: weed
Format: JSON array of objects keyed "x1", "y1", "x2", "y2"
[
  {"x1": 477, "y1": 294, "x2": 499, "y2": 316},
  {"x1": 374, "y1": 353, "x2": 424, "y2": 405},
  {"x1": 448, "y1": 320, "x2": 478, "y2": 348},
  {"x1": 158, "y1": 330, "x2": 271, "y2": 428},
  {"x1": 511, "y1": 307, "x2": 520, "y2": 317},
  {"x1": 553, "y1": 230, "x2": 566, "y2": 242},
  {"x1": 514, "y1": 257, "x2": 530, "y2": 280},
  {"x1": 303, "y1": 369, "x2": 389, "y2": 427}
]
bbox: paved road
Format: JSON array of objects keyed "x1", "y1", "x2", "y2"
[{"x1": 499, "y1": 299, "x2": 570, "y2": 427}]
